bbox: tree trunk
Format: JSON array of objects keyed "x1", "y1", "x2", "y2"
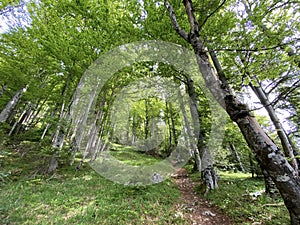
[
  {"x1": 250, "y1": 82, "x2": 298, "y2": 175},
  {"x1": 177, "y1": 87, "x2": 202, "y2": 174},
  {"x1": 0, "y1": 83, "x2": 7, "y2": 98},
  {"x1": 165, "y1": 1, "x2": 300, "y2": 223},
  {"x1": 52, "y1": 74, "x2": 73, "y2": 148},
  {"x1": 0, "y1": 86, "x2": 28, "y2": 123},
  {"x1": 185, "y1": 76, "x2": 218, "y2": 192},
  {"x1": 144, "y1": 98, "x2": 150, "y2": 139},
  {"x1": 165, "y1": 101, "x2": 173, "y2": 152},
  {"x1": 261, "y1": 166, "x2": 280, "y2": 199},
  {"x1": 249, "y1": 153, "x2": 255, "y2": 178},
  {"x1": 229, "y1": 142, "x2": 245, "y2": 173},
  {"x1": 8, "y1": 102, "x2": 32, "y2": 136}
]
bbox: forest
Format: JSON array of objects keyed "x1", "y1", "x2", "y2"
[{"x1": 0, "y1": 0, "x2": 299, "y2": 224}]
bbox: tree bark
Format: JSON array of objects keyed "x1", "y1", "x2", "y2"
[
  {"x1": 165, "y1": 0, "x2": 300, "y2": 223},
  {"x1": 177, "y1": 87, "x2": 202, "y2": 174},
  {"x1": 0, "y1": 86, "x2": 28, "y2": 123},
  {"x1": 8, "y1": 102, "x2": 32, "y2": 136},
  {"x1": 185, "y1": 76, "x2": 218, "y2": 193},
  {"x1": 229, "y1": 142, "x2": 245, "y2": 173},
  {"x1": 250, "y1": 82, "x2": 298, "y2": 175}
]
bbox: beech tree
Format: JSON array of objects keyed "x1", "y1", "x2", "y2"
[{"x1": 163, "y1": 0, "x2": 300, "y2": 223}]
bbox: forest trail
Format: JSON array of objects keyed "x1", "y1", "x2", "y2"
[{"x1": 173, "y1": 168, "x2": 233, "y2": 225}]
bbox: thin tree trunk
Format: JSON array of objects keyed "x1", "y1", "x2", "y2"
[
  {"x1": 8, "y1": 107, "x2": 27, "y2": 136},
  {"x1": 229, "y1": 143, "x2": 245, "y2": 173},
  {"x1": 165, "y1": 1, "x2": 300, "y2": 223},
  {"x1": 250, "y1": 82, "x2": 296, "y2": 197},
  {"x1": 52, "y1": 74, "x2": 73, "y2": 148},
  {"x1": 0, "y1": 83, "x2": 7, "y2": 98},
  {"x1": 9, "y1": 102, "x2": 32, "y2": 136},
  {"x1": 0, "y1": 86, "x2": 28, "y2": 123},
  {"x1": 185, "y1": 76, "x2": 218, "y2": 193},
  {"x1": 177, "y1": 87, "x2": 201, "y2": 174},
  {"x1": 249, "y1": 153, "x2": 255, "y2": 178},
  {"x1": 165, "y1": 101, "x2": 173, "y2": 151},
  {"x1": 242, "y1": 0, "x2": 300, "y2": 172},
  {"x1": 250, "y1": 82, "x2": 299, "y2": 175},
  {"x1": 144, "y1": 98, "x2": 150, "y2": 139}
]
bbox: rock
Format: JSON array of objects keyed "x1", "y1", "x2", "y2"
[{"x1": 202, "y1": 210, "x2": 216, "y2": 217}]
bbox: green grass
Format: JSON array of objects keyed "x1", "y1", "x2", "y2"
[
  {"x1": 206, "y1": 171, "x2": 289, "y2": 225},
  {"x1": 0, "y1": 168, "x2": 186, "y2": 224},
  {"x1": 0, "y1": 142, "x2": 188, "y2": 225},
  {"x1": 109, "y1": 143, "x2": 160, "y2": 166},
  {"x1": 0, "y1": 141, "x2": 291, "y2": 225}
]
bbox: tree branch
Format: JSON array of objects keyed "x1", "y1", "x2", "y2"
[
  {"x1": 164, "y1": 1, "x2": 189, "y2": 42},
  {"x1": 183, "y1": 0, "x2": 199, "y2": 35},
  {"x1": 264, "y1": 1, "x2": 300, "y2": 17},
  {"x1": 209, "y1": 41, "x2": 296, "y2": 53},
  {"x1": 272, "y1": 79, "x2": 300, "y2": 106},
  {"x1": 198, "y1": 0, "x2": 227, "y2": 32}
]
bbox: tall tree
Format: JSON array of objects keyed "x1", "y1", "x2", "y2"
[{"x1": 164, "y1": 0, "x2": 300, "y2": 223}]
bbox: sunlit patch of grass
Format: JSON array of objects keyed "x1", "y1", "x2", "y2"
[
  {"x1": 109, "y1": 143, "x2": 161, "y2": 166},
  {"x1": 219, "y1": 171, "x2": 252, "y2": 179}
]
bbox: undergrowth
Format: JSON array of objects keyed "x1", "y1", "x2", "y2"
[
  {"x1": 0, "y1": 139, "x2": 290, "y2": 225},
  {"x1": 0, "y1": 141, "x2": 186, "y2": 225},
  {"x1": 186, "y1": 165, "x2": 289, "y2": 225}
]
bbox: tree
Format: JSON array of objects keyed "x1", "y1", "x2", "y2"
[{"x1": 164, "y1": 0, "x2": 300, "y2": 223}]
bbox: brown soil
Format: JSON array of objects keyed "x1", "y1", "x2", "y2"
[{"x1": 173, "y1": 168, "x2": 233, "y2": 225}]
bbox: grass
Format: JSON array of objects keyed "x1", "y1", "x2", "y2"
[
  {"x1": 0, "y1": 140, "x2": 291, "y2": 225},
  {"x1": 109, "y1": 143, "x2": 160, "y2": 166},
  {"x1": 196, "y1": 170, "x2": 289, "y2": 225},
  {"x1": 0, "y1": 168, "x2": 185, "y2": 224},
  {"x1": 0, "y1": 141, "x2": 188, "y2": 225}
]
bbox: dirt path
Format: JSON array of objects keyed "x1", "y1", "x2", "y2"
[{"x1": 173, "y1": 168, "x2": 233, "y2": 225}]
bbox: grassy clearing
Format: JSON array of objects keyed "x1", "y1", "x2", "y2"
[
  {"x1": 0, "y1": 142, "x2": 188, "y2": 225},
  {"x1": 193, "y1": 170, "x2": 289, "y2": 225}
]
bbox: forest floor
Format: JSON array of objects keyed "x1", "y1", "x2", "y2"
[
  {"x1": 0, "y1": 141, "x2": 289, "y2": 224},
  {"x1": 173, "y1": 168, "x2": 232, "y2": 225}
]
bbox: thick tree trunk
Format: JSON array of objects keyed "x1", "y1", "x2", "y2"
[
  {"x1": 0, "y1": 86, "x2": 28, "y2": 123},
  {"x1": 165, "y1": 0, "x2": 300, "y2": 223},
  {"x1": 261, "y1": 166, "x2": 280, "y2": 199}
]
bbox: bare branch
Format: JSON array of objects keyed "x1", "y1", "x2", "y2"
[
  {"x1": 272, "y1": 79, "x2": 300, "y2": 106},
  {"x1": 264, "y1": 1, "x2": 300, "y2": 17},
  {"x1": 198, "y1": 0, "x2": 227, "y2": 32},
  {"x1": 205, "y1": 41, "x2": 297, "y2": 53},
  {"x1": 164, "y1": 1, "x2": 189, "y2": 42}
]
